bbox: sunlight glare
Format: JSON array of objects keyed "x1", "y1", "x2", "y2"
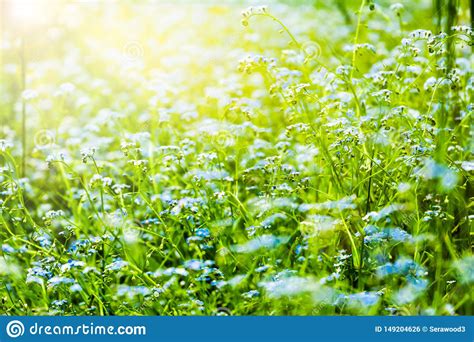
[{"x1": 8, "y1": 0, "x2": 51, "y2": 29}]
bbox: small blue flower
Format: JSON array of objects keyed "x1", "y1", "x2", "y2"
[
  {"x1": 242, "y1": 290, "x2": 260, "y2": 298},
  {"x1": 61, "y1": 260, "x2": 86, "y2": 273},
  {"x1": 26, "y1": 275, "x2": 44, "y2": 285},
  {"x1": 339, "y1": 291, "x2": 380, "y2": 307},
  {"x1": 1, "y1": 244, "x2": 15, "y2": 254},
  {"x1": 70, "y1": 283, "x2": 83, "y2": 292},
  {"x1": 51, "y1": 299, "x2": 68, "y2": 307},
  {"x1": 105, "y1": 258, "x2": 129, "y2": 271},
  {"x1": 195, "y1": 228, "x2": 210, "y2": 238},
  {"x1": 47, "y1": 276, "x2": 75, "y2": 288},
  {"x1": 394, "y1": 277, "x2": 428, "y2": 304},
  {"x1": 255, "y1": 265, "x2": 270, "y2": 273},
  {"x1": 116, "y1": 285, "x2": 151, "y2": 299}
]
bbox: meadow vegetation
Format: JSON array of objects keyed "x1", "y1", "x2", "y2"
[{"x1": 0, "y1": 0, "x2": 472, "y2": 315}]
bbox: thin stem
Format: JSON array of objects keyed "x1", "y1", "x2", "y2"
[
  {"x1": 252, "y1": 13, "x2": 301, "y2": 48},
  {"x1": 350, "y1": 0, "x2": 366, "y2": 80},
  {"x1": 91, "y1": 156, "x2": 105, "y2": 213},
  {"x1": 20, "y1": 36, "x2": 26, "y2": 177}
]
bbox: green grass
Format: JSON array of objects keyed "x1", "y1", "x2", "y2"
[{"x1": 0, "y1": 0, "x2": 472, "y2": 316}]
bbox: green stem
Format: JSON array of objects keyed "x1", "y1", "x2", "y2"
[{"x1": 350, "y1": 0, "x2": 366, "y2": 80}]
